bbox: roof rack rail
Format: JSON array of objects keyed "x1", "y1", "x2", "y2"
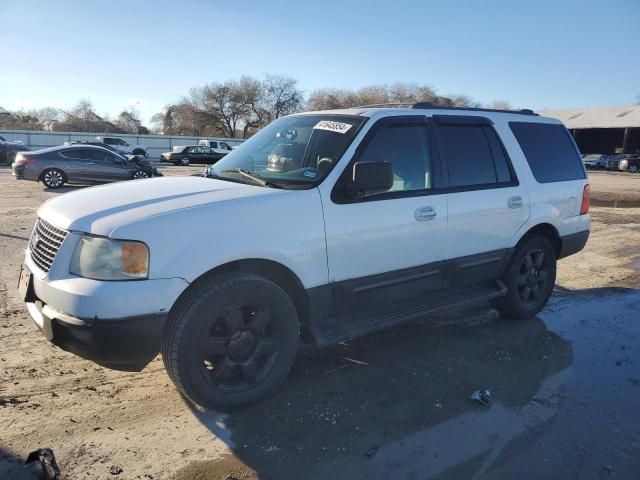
[
  {"x1": 412, "y1": 102, "x2": 537, "y2": 116},
  {"x1": 350, "y1": 102, "x2": 416, "y2": 109}
]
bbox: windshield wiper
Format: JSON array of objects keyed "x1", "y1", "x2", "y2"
[{"x1": 219, "y1": 168, "x2": 283, "y2": 188}]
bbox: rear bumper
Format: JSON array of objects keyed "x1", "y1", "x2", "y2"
[
  {"x1": 11, "y1": 162, "x2": 25, "y2": 178},
  {"x1": 27, "y1": 299, "x2": 167, "y2": 371},
  {"x1": 558, "y1": 230, "x2": 589, "y2": 259}
]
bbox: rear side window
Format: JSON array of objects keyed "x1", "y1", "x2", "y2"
[
  {"x1": 510, "y1": 122, "x2": 585, "y2": 183},
  {"x1": 436, "y1": 124, "x2": 515, "y2": 188},
  {"x1": 61, "y1": 149, "x2": 89, "y2": 159}
]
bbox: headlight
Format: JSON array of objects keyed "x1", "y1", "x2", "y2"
[{"x1": 70, "y1": 235, "x2": 149, "y2": 280}]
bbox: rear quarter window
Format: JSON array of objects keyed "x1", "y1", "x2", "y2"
[{"x1": 510, "y1": 122, "x2": 586, "y2": 183}]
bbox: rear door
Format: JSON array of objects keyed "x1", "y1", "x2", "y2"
[{"x1": 434, "y1": 115, "x2": 529, "y2": 286}]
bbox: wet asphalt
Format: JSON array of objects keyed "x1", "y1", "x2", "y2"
[{"x1": 181, "y1": 287, "x2": 640, "y2": 479}]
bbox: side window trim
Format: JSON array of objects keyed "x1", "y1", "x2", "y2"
[
  {"x1": 330, "y1": 115, "x2": 441, "y2": 204},
  {"x1": 432, "y1": 122, "x2": 519, "y2": 193}
]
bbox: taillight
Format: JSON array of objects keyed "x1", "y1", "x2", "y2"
[
  {"x1": 580, "y1": 184, "x2": 590, "y2": 215},
  {"x1": 14, "y1": 153, "x2": 35, "y2": 164}
]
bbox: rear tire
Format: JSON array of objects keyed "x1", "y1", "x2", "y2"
[
  {"x1": 41, "y1": 168, "x2": 65, "y2": 189},
  {"x1": 162, "y1": 273, "x2": 300, "y2": 411},
  {"x1": 491, "y1": 235, "x2": 556, "y2": 319}
]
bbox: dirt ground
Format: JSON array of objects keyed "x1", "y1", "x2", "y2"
[{"x1": 1, "y1": 165, "x2": 639, "y2": 479}]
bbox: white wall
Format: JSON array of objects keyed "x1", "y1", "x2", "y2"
[{"x1": 0, "y1": 129, "x2": 245, "y2": 160}]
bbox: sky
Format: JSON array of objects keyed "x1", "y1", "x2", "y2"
[{"x1": 1, "y1": 0, "x2": 639, "y2": 125}]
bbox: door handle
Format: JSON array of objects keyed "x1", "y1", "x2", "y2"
[
  {"x1": 415, "y1": 206, "x2": 437, "y2": 221},
  {"x1": 508, "y1": 196, "x2": 523, "y2": 209}
]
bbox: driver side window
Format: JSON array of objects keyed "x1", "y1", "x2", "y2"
[{"x1": 359, "y1": 121, "x2": 431, "y2": 193}]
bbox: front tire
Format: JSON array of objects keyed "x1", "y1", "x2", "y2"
[
  {"x1": 132, "y1": 170, "x2": 149, "y2": 179},
  {"x1": 41, "y1": 168, "x2": 65, "y2": 189},
  {"x1": 180, "y1": 157, "x2": 190, "y2": 166},
  {"x1": 628, "y1": 165, "x2": 639, "y2": 174},
  {"x1": 162, "y1": 273, "x2": 300, "y2": 411},
  {"x1": 492, "y1": 235, "x2": 556, "y2": 319}
]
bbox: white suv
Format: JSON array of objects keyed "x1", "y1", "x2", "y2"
[{"x1": 19, "y1": 104, "x2": 590, "y2": 410}]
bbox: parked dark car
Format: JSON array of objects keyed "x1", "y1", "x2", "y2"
[
  {"x1": 160, "y1": 145, "x2": 226, "y2": 166},
  {"x1": 11, "y1": 144, "x2": 161, "y2": 189},
  {"x1": 0, "y1": 134, "x2": 30, "y2": 164},
  {"x1": 619, "y1": 154, "x2": 640, "y2": 173},
  {"x1": 604, "y1": 154, "x2": 624, "y2": 171},
  {"x1": 582, "y1": 154, "x2": 607, "y2": 169}
]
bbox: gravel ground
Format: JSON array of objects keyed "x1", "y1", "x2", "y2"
[{"x1": 1, "y1": 165, "x2": 639, "y2": 479}]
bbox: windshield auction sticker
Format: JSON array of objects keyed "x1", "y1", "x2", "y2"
[{"x1": 314, "y1": 120, "x2": 353, "y2": 134}]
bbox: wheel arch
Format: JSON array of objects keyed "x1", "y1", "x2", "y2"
[
  {"x1": 515, "y1": 223, "x2": 562, "y2": 259},
  {"x1": 170, "y1": 258, "x2": 311, "y2": 325}
]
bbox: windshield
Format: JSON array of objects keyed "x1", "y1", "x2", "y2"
[
  {"x1": 173, "y1": 145, "x2": 187, "y2": 152},
  {"x1": 208, "y1": 114, "x2": 366, "y2": 188}
]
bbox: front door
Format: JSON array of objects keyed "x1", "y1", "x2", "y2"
[
  {"x1": 85, "y1": 150, "x2": 132, "y2": 182},
  {"x1": 321, "y1": 116, "x2": 448, "y2": 313}
]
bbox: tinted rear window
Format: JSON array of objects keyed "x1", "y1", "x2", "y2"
[
  {"x1": 510, "y1": 122, "x2": 585, "y2": 183},
  {"x1": 437, "y1": 124, "x2": 515, "y2": 188}
]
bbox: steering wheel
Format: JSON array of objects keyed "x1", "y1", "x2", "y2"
[{"x1": 316, "y1": 157, "x2": 334, "y2": 175}]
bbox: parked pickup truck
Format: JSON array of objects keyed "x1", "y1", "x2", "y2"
[
  {"x1": 19, "y1": 104, "x2": 590, "y2": 411},
  {"x1": 95, "y1": 136, "x2": 148, "y2": 157}
]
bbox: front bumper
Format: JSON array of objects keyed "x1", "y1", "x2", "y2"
[
  {"x1": 26, "y1": 297, "x2": 167, "y2": 371},
  {"x1": 22, "y1": 236, "x2": 189, "y2": 370}
]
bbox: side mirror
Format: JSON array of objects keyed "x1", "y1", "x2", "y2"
[{"x1": 346, "y1": 161, "x2": 393, "y2": 198}]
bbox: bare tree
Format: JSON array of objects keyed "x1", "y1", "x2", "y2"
[
  {"x1": 487, "y1": 100, "x2": 513, "y2": 110},
  {"x1": 306, "y1": 83, "x2": 478, "y2": 110},
  {"x1": 115, "y1": 106, "x2": 142, "y2": 133},
  {"x1": 263, "y1": 74, "x2": 303, "y2": 119}
]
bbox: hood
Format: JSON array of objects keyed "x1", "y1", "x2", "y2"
[
  {"x1": 6, "y1": 142, "x2": 29, "y2": 151},
  {"x1": 38, "y1": 176, "x2": 282, "y2": 236}
]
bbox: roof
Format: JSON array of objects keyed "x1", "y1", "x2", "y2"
[
  {"x1": 539, "y1": 104, "x2": 640, "y2": 129},
  {"x1": 31, "y1": 144, "x2": 117, "y2": 155},
  {"x1": 296, "y1": 106, "x2": 555, "y2": 123}
]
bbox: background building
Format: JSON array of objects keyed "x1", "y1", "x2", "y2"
[{"x1": 540, "y1": 104, "x2": 640, "y2": 154}]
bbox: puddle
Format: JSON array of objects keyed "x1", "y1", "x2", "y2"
[{"x1": 591, "y1": 199, "x2": 640, "y2": 208}]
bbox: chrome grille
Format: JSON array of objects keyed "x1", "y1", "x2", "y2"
[{"x1": 30, "y1": 219, "x2": 68, "y2": 272}]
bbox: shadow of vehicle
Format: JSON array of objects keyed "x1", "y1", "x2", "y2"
[
  {"x1": 175, "y1": 304, "x2": 574, "y2": 480},
  {"x1": 43, "y1": 185, "x2": 85, "y2": 193}
]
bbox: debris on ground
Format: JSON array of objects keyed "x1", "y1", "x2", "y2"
[
  {"x1": 342, "y1": 357, "x2": 369, "y2": 366},
  {"x1": 365, "y1": 446, "x2": 378, "y2": 458},
  {"x1": 325, "y1": 364, "x2": 348, "y2": 374},
  {"x1": 25, "y1": 448, "x2": 60, "y2": 480},
  {"x1": 110, "y1": 465, "x2": 123, "y2": 475},
  {"x1": 470, "y1": 389, "x2": 492, "y2": 406},
  {"x1": 0, "y1": 396, "x2": 27, "y2": 407}
]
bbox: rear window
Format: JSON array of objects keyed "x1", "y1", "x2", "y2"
[{"x1": 510, "y1": 122, "x2": 585, "y2": 183}]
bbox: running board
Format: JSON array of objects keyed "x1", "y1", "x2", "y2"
[{"x1": 311, "y1": 281, "x2": 507, "y2": 346}]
